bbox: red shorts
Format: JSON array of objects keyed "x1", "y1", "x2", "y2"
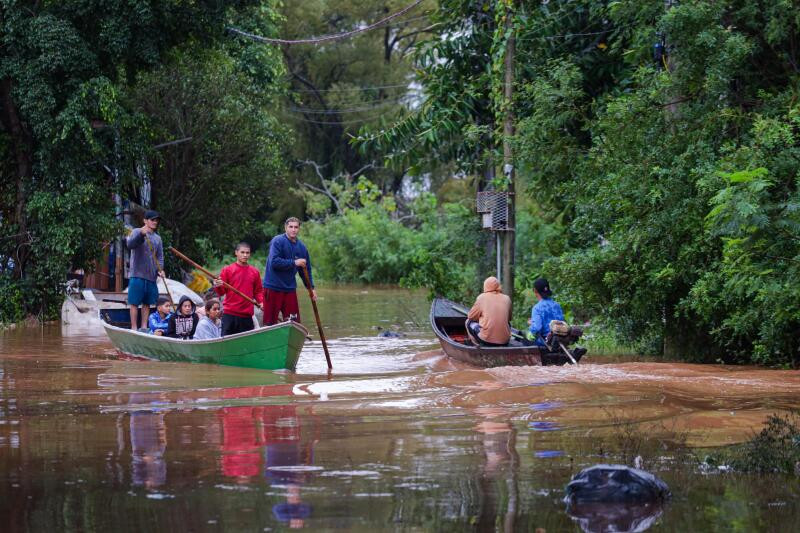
[{"x1": 263, "y1": 289, "x2": 300, "y2": 325}]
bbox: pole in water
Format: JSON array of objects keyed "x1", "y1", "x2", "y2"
[
  {"x1": 300, "y1": 266, "x2": 332, "y2": 369},
  {"x1": 145, "y1": 234, "x2": 174, "y2": 311}
]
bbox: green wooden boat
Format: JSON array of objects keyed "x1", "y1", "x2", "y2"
[{"x1": 101, "y1": 316, "x2": 309, "y2": 371}]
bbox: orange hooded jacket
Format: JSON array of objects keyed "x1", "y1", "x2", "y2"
[{"x1": 467, "y1": 277, "x2": 511, "y2": 344}]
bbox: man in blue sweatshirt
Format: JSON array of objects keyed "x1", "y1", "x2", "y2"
[
  {"x1": 262, "y1": 217, "x2": 316, "y2": 325},
  {"x1": 126, "y1": 210, "x2": 165, "y2": 331}
]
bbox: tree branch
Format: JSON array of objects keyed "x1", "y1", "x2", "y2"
[
  {"x1": 393, "y1": 23, "x2": 441, "y2": 44},
  {"x1": 298, "y1": 160, "x2": 342, "y2": 214}
]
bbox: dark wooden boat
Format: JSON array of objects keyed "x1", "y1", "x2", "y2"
[{"x1": 430, "y1": 297, "x2": 586, "y2": 367}]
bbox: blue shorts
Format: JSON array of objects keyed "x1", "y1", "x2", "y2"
[{"x1": 128, "y1": 277, "x2": 159, "y2": 306}]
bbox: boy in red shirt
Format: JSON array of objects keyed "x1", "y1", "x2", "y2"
[{"x1": 213, "y1": 242, "x2": 264, "y2": 336}]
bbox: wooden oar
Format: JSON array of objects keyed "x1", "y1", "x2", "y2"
[
  {"x1": 299, "y1": 265, "x2": 332, "y2": 370},
  {"x1": 169, "y1": 246, "x2": 261, "y2": 309}
]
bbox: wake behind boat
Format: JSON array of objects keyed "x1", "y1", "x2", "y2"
[
  {"x1": 100, "y1": 311, "x2": 308, "y2": 371},
  {"x1": 430, "y1": 297, "x2": 586, "y2": 367}
]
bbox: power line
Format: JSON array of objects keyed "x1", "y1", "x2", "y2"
[
  {"x1": 286, "y1": 82, "x2": 412, "y2": 94},
  {"x1": 518, "y1": 24, "x2": 635, "y2": 42},
  {"x1": 390, "y1": 13, "x2": 435, "y2": 28},
  {"x1": 228, "y1": 0, "x2": 425, "y2": 46},
  {"x1": 280, "y1": 110, "x2": 406, "y2": 125},
  {"x1": 286, "y1": 98, "x2": 413, "y2": 115}
]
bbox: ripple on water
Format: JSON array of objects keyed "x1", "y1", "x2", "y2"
[
  {"x1": 486, "y1": 362, "x2": 800, "y2": 396},
  {"x1": 295, "y1": 335, "x2": 437, "y2": 375},
  {"x1": 528, "y1": 421, "x2": 560, "y2": 432},
  {"x1": 534, "y1": 450, "x2": 564, "y2": 458},
  {"x1": 319, "y1": 470, "x2": 381, "y2": 478}
]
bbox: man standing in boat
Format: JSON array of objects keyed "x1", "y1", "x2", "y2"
[
  {"x1": 262, "y1": 217, "x2": 316, "y2": 325},
  {"x1": 126, "y1": 210, "x2": 165, "y2": 331},
  {"x1": 213, "y1": 242, "x2": 264, "y2": 336}
]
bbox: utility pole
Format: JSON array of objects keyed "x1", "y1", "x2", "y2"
[
  {"x1": 662, "y1": 0, "x2": 680, "y2": 357},
  {"x1": 500, "y1": 1, "x2": 516, "y2": 299},
  {"x1": 663, "y1": 0, "x2": 679, "y2": 115}
]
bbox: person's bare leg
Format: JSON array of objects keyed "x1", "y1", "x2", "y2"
[
  {"x1": 129, "y1": 305, "x2": 139, "y2": 331},
  {"x1": 140, "y1": 306, "x2": 150, "y2": 330}
]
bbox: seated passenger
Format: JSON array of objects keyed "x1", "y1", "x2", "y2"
[
  {"x1": 165, "y1": 295, "x2": 199, "y2": 339},
  {"x1": 194, "y1": 299, "x2": 222, "y2": 340},
  {"x1": 148, "y1": 296, "x2": 173, "y2": 336},
  {"x1": 466, "y1": 276, "x2": 511, "y2": 346},
  {"x1": 529, "y1": 278, "x2": 564, "y2": 347}
]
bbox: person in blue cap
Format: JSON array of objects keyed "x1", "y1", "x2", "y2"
[{"x1": 529, "y1": 277, "x2": 564, "y2": 347}]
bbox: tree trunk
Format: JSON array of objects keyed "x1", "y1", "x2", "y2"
[
  {"x1": 0, "y1": 78, "x2": 33, "y2": 278},
  {"x1": 500, "y1": 6, "x2": 516, "y2": 303}
]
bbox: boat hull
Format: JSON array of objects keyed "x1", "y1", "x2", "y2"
[
  {"x1": 102, "y1": 320, "x2": 308, "y2": 371},
  {"x1": 430, "y1": 297, "x2": 584, "y2": 368}
]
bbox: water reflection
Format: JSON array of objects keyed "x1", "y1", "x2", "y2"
[
  {"x1": 218, "y1": 385, "x2": 314, "y2": 528},
  {"x1": 129, "y1": 394, "x2": 167, "y2": 489},
  {"x1": 566, "y1": 501, "x2": 665, "y2": 533},
  {"x1": 2, "y1": 286, "x2": 800, "y2": 531},
  {"x1": 473, "y1": 406, "x2": 519, "y2": 532}
]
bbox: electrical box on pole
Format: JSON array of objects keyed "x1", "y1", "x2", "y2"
[
  {"x1": 476, "y1": 190, "x2": 512, "y2": 283},
  {"x1": 476, "y1": 191, "x2": 511, "y2": 231}
]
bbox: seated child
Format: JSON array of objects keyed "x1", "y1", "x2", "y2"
[
  {"x1": 194, "y1": 299, "x2": 222, "y2": 340},
  {"x1": 165, "y1": 296, "x2": 199, "y2": 339},
  {"x1": 148, "y1": 296, "x2": 173, "y2": 336}
]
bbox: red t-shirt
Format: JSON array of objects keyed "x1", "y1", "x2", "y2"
[{"x1": 214, "y1": 262, "x2": 264, "y2": 318}]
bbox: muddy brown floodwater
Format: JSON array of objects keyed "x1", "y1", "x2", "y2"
[{"x1": 1, "y1": 285, "x2": 799, "y2": 532}]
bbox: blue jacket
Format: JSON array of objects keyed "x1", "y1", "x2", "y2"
[
  {"x1": 530, "y1": 298, "x2": 564, "y2": 345},
  {"x1": 148, "y1": 311, "x2": 171, "y2": 334},
  {"x1": 262, "y1": 234, "x2": 314, "y2": 292}
]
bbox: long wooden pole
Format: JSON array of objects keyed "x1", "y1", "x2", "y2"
[
  {"x1": 299, "y1": 266, "x2": 332, "y2": 369},
  {"x1": 145, "y1": 234, "x2": 175, "y2": 311},
  {"x1": 168, "y1": 246, "x2": 261, "y2": 308}
]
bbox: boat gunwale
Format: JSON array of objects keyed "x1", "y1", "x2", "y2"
[{"x1": 101, "y1": 314, "x2": 309, "y2": 345}]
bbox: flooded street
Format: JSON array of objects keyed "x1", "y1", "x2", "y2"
[{"x1": 2, "y1": 286, "x2": 800, "y2": 531}]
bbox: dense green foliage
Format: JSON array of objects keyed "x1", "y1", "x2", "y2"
[
  {"x1": 301, "y1": 177, "x2": 484, "y2": 303},
  {"x1": 348, "y1": 0, "x2": 800, "y2": 365},
  {"x1": 128, "y1": 45, "x2": 287, "y2": 265},
  {"x1": 276, "y1": 0, "x2": 437, "y2": 213},
  {"x1": 3, "y1": 1, "x2": 799, "y2": 366},
  {"x1": 0, "y1": 1, "x2": 283, "y2": 321},
  {"x1": 516, "y1": 0, "x2": 800, "y2": 364}
]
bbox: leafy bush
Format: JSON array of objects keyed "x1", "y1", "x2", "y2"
[
  {"x1": 709, "y1": 413, "x2": 800, "y2": 474},
  {"x1": 0, "y1": 274, "x2": 25, "y2": 325},
  {"x1": 304, "y1": 203, "x2": 420, "y2": 284},
  {"x1": 302, "y1": 180, "x2": 485, "y2": 303},
  {"x1": 401, "y1": 200, "x2": 484, "y2": 304}
]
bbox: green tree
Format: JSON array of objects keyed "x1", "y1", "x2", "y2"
[
  {"x1": 128, "y1": 46, "x2": 287, "y2": 266},
  {"x1": 276, "y1": 0, "x2": 437, "y2": 207},
  {"x1": 0, "y1": 0, "x2": 265, "y2": 320},
  {"x1": 359, "y1": 0, "x2": 800, "y2": 364}
]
